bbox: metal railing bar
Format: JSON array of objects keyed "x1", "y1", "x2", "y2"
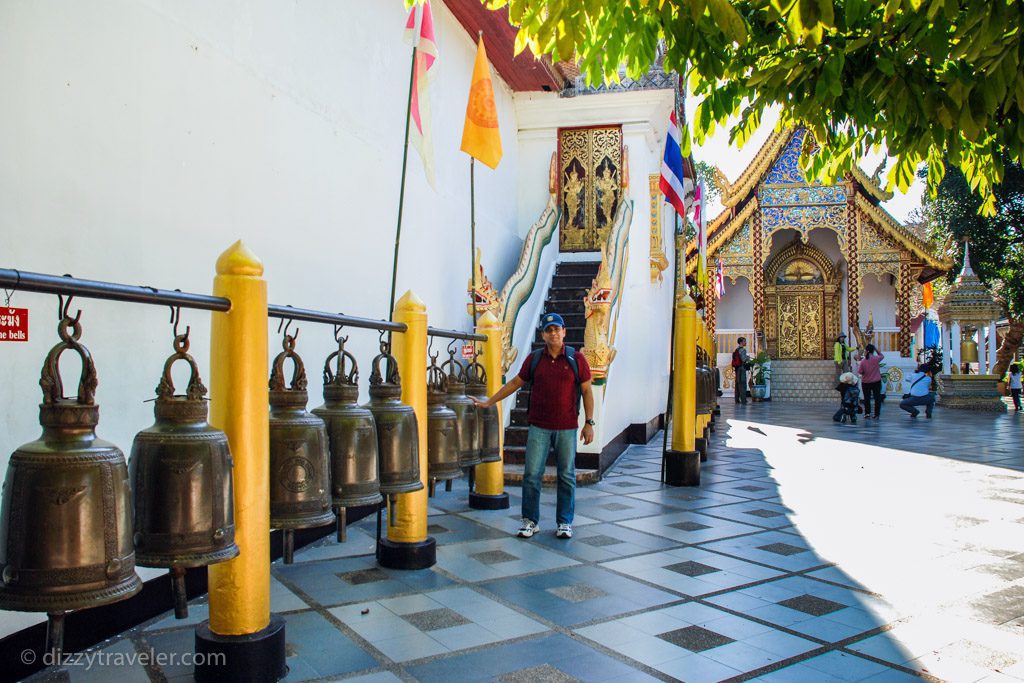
[
  {"x1": 267, "y1": 304, "x2": 406, "y2": 333},
  {"x1": 426, "y1": 326, "x2": 486, "y2": 342},
  {"x1": 0, "y1": 268, "x2": 230, "y2": 312}
]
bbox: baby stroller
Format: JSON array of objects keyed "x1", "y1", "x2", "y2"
[{"x1": 833, "y1": 372, "x2": 860, "y2": 424}]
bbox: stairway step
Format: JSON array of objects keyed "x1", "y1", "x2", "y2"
[
  {"x1": 550, "y1": 274, "x2": 594, "y2": 288},
  {"x1": 548, "y1": 285, "x2": 589, "y2": 298},
  {"x1": 555, "y1": 262, "x2": 601, "y2": 276},
  {"x1": 505, "y1": 425, "x2": 529, "y2": 446}
]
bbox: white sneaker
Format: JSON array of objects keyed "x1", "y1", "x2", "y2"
[
  {"x1": 556, "y1": 523, "x2": 573, "y2": 539},
  {"x1": 517, "y1": 519, "x2": 539, "y2": 538}
]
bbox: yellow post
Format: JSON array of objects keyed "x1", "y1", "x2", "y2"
[
  {"x1": 388, "y1": 291, "x2": 428, "y2": 544},
  {"x1": 672, "y1": 294, "x2": 696, "y2": 452},
  {"x1": 471, "y1": 311, "x2": 509, "y2": 507},
  {"x1": 207, "y1": 241, "x2": 270, "y2": 636},
  {"x1": 666, "y1": 291, "x2": 700, "y2": 486}
]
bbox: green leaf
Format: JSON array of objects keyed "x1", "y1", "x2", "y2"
[{"x1": 707, "y1": 0, "x2": 748, "y2": 45}]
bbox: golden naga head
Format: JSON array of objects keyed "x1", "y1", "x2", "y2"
[
  {"x1": 585, "y1": 258, "x2": 614, "y2": 319},
  {"x1": 467, "y1": 248, "x2": 499, "y2": 316}
]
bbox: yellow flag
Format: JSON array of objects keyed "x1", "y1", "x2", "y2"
[
  {"x1": 922, "y1": 281, "x2": 934, "y2": 309},
  {"x1": 460, "y1": 36, "x2": 502, "y2": 169}
]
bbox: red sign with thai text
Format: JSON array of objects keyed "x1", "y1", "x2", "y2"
[
  {"x1": 461, "y1": 343, "x2": 475, "y2": 360},
  {"x1": 0, "y1": 308, "x2": 28, "y2": 342}
]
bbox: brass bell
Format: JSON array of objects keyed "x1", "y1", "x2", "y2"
[
  {"x1": 312, "y1": 337, "x2": 382, "y2": 543},
  {"x1": 426, "y1": 354, "x2": 463, "y2": 491},
  {"x1": 131, "y1": 330, "x2": 239, "y2": 619},
  {"x1": 960, "y1": 325, "x2": 979, "y2": 364},
  {"x1": 466, "y1": 361, "x2": 501, "y2": 464},
  {"x1": 268, "y1": 329, "x2": 334, "y2": 563},
  {"x1": 441, "y1": 351, "x2": 480, "y2": 469},
  {"x1": 365, "y1": 340, "x2": 424, "y2": 495},
  {"x1": 0, "y1": 314, "x2": 142, "y2": 658}
]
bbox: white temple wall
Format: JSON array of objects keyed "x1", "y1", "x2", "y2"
[
  {"x1": 718, "y1": 278, "x2": 754, "y2": 329},
  {"x1": 860, "y1": 276, "x2": 897, "y2": 328},
  {"x1": 0, "y1": 0, "x2": 523, "y2": 637},
  {"x1": 515, "y1": 89, "x2": 677, "y2": 447}
]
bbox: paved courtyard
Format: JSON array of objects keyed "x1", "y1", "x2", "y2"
[{"x1": 32, "y1": 400, "x2": 1024, "y2": 682}]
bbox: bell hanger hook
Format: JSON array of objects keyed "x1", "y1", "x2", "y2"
[
  {"x1": 168, "y1": 304, "x2": 191, "y2": 353},
  {"x1": 57, "y1": 291, "x2": 81, "y2": 327}
]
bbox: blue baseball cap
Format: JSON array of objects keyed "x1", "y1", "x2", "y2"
[{"x1": 539, "y1": 312, "x2": 565, "y2": 329}]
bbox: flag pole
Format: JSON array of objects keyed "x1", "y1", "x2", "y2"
[
  {"x1": 470, "y1": 156, "x2": 478, "y2": 330},
  {"x1": 469, "y1": 30, "x2": 483, "y2": 334},
  {"x1": 662, "y1": 210, "x2": 682, "y2": 470},
  {"x1": 389, "y1": 45, "x2": 419, "y2": 325}
]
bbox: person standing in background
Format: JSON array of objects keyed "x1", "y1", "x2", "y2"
[
  {"x1": 731, "y1": 337, "x2": 750, "y2": 405},
  {"x1": 1008, "y1": 363, "x2": 1022, "y2": 411},
  {"x1": 833, "y1": 333, "x2": 857, "y2": 382},
  {"x1": 858, "y1": 344, "x2": 885, "y2": 419}
]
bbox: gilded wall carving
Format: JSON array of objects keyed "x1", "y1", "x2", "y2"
[
  {"x1": 648, "y1": 174, "x2": 669, "y2": 283},
  {"x1": 761, "y1": 205, "x2": 847, "y2": 251},
  {"x1": 558, "y1": 125, "x2": 622, "y2": 252}
]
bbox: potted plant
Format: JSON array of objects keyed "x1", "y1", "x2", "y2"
[{"x1": 750, "y1": 351, "x2": 771, "y2": 400}]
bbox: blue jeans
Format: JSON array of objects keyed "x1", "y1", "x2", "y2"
[
  {"x1": 522, "y1": 425, "x2": 576, "y2": 526},
  {"x1": 899, "y1": 394, "x2": 935, "y2": 417}
]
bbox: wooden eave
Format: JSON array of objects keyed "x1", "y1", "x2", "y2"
[
  {"x1": 855, "y1": 195, "x2": 953, "y2": 273},
  {"x1": 443, "y1": 0, "x2": 566, "y2": 92},
  {"x1": 850, "y1": 166, "x2": 893, "y2": 202},
  {"x1": 717, "y1": 129, "x2": 793, "y2": 208}
]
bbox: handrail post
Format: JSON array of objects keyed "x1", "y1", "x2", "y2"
[
  {"x1": 665, "y1": 292, "x2": 699, "y2": 486},
  {"x1": 197, "y1": 241, "x2": 285, "y2": 682},
  {"x1": 470, "y1": 311, "x2": 510, "y2": 510},
  {"x1": 378, "y1": 290, "x2": 436, "y2": 569}
]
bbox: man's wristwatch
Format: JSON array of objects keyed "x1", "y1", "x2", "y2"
[{"x1": 585, "y1": 419, "x2": 596, "y2": 426}]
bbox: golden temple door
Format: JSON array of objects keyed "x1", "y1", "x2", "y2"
[
  {"x1": 776, "y1": 291, "x2": 824, "y2": 359},
  {"x1": 557, "y1": 125, "x2": 623, "y2": 252},
  {"x1": 764, "y1": 241, "x2": 840, "y2": 360}
]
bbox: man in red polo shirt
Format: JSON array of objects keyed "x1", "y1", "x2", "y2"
[{"x1": 472, "y1": 312, "x2": 594, "y2": 539}]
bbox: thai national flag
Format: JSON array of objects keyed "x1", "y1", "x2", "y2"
[{"x1": 659, "y1": 110, "x2": 686, "y2": 218}]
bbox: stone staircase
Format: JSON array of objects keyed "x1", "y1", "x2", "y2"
[
  {"x1": 503, "y1": 260, "x2": 601, "y2": 485},
  {"x1": 768, "y1": 359, "x2": 838, "y2": 402}
]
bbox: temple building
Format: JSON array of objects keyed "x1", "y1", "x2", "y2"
[{"x1": 685, "y1": 128, "x2": 953, "y2": 398}]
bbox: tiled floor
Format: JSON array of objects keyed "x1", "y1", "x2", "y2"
[{"x1": 31, "y1": 401, "x2": 1024, "y2": 682}]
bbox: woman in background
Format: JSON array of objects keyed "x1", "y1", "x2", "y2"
[{"x1": 858, "y1": 344, "x2": 885, "y2": 419}]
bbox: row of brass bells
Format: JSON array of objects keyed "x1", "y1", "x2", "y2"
[
  {"x1": 426, "y1": 354, "x2": 463, "y2": 484},
  {"x1": 268, "y1": 332, "x2": 334, "y2": 563},
  {"x1": 0, "y1": 316, "x2": 142, "y2": 631},
  {"x1": 466, "y1": 361, "x2": 501, "y2": 463},
  {"x1": 441, "y1": 353, "x2": 480, "y2": 468},
  {"x1": 366, "y1": 341, "x2": 423, "y2": 495},
  {"x1": 130, "y1": 331, "x2": 238, "y2": 618},
  {"x1": 313, "y1": 339, "x2": 383, "y2": 509}
]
